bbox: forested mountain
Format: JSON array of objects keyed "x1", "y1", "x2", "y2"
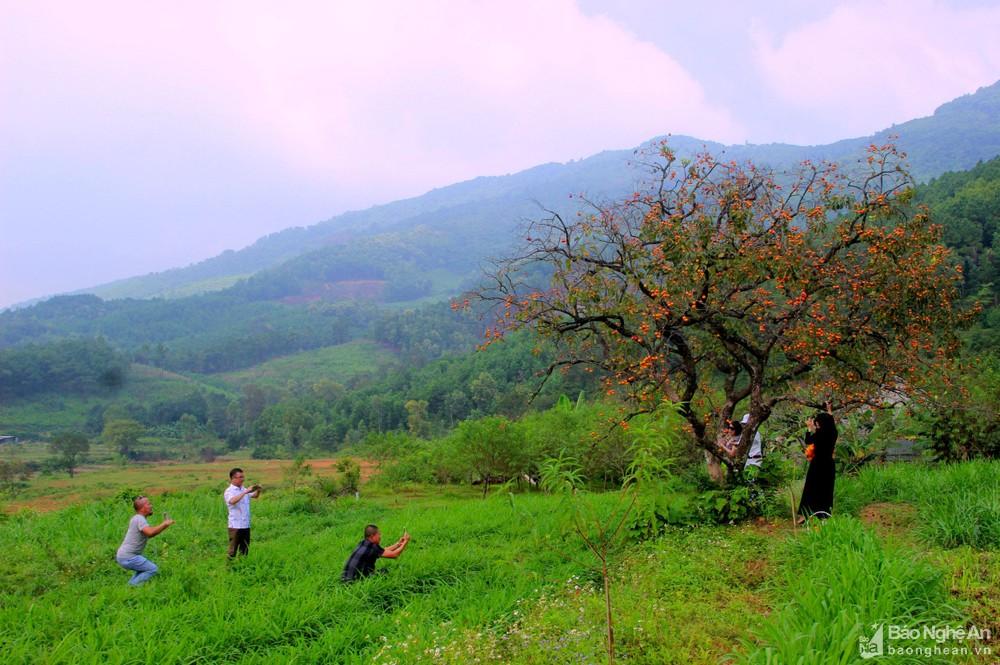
[
  {"x1": 3, "y1": 82, "x2": 1000, "y2": 375},
  {"x1": 916, "y1": 155, "x2": 1000, "y2": 351},
  {"x1": 67, "y1": 80, "x2": 1000, "y2": 304},
  {"x1": 3, "y1": 82, "x2": 1000, "y2": 446},
  {"x1": 73, "y1": 149, "x2": 641, "y2": 302}
]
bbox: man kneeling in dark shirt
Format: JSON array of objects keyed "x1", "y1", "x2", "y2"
[{"x1": 341, "y1": 524, "x2": 410, "y2": 582}]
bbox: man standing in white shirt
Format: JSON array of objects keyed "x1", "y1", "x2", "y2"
[{"x1": 224, "y1": 467, "x2": 260, "y2": 558}]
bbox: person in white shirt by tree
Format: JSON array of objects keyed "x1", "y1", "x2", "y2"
[
  {"x1": 741, "y1": 414, "x2": 764, "y2": 470},
  {"x1": 224, "y1": 468, "x2": 260, "y2": 558}
]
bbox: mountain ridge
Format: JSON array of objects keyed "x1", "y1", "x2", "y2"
[{"x1": 27, "y1": 79, "x2": 1000, "y2": 304}]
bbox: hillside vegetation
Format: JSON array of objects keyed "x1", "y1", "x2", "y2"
[{"x1": 215, "y1": 341, "x2": 397, "y2": 390}]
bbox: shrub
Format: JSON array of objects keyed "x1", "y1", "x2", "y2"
[
  {"x1": 835, "y1": 406, "x2": 917, "y2": 473},
  {"x1": 112, "y1": 486, "x2": 144, "y2": 504},
  {"x1": 0, "y1": 461, "x2": 33, "y2": 497},
  {"x1": 914, "y1": 355, "x2": 1000, "y2": 460},
  {"x1": 336, "y1": 459, "x2": 361, "y2": 494},
  {"x1": 453, "y1": 416, "x2": 526, "y2": 495},
  {"x1": 283, "y1": 455, "x2": 313, "y2": 490},
  {"x1": 314, "y1": 475, "x2": 341, "y2": 498}
]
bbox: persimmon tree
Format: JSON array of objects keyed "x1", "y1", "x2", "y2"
[{"x1": 473, "y1": 143, "x2": 968, "y2": 475}]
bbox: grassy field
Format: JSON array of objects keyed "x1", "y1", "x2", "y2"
[
  {"x1": 0, "y1": 460, "x2": 996, "y2": 664},
  {"x1": 0, "y1": 456, "x2": 377, "y2": 513},
  {"x1": 215, "y1": 340, "x2": 397, "y2": 389},
  {"x1": 87, "y1": 273, "x2": 253, "y2": 300}
]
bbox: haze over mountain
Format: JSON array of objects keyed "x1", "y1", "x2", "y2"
[
  {"x1": 2, "y1": 78, "x2": 999, "y2": 385},
  {"x1": 60, "y1": 78, "x2": 1000, "y2": 305},
  {"x1": 3, "y1": 77, "x2": 1000, "y2": 447}
]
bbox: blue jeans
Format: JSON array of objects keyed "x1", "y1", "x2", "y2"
[{"x1": 116, "y1": 555, "x2": 158, "y2": 586}]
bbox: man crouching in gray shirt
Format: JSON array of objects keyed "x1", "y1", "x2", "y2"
[{"x1": 116, "y1": 495, "x2": 174, "y2": 586}]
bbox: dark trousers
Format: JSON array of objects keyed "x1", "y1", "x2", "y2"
[{"x1": 228, "y1": 527, "x2": 251, "y2": 557}]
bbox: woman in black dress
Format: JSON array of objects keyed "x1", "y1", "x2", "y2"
[{"x1": 797, "y1": 411, "x2": 837, "y2": 522}]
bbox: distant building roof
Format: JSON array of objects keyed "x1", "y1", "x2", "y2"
[{"x1": 883, "y1": 439, "x2": 921, "y2": 462}]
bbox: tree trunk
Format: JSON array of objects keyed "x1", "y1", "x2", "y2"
[
  {"x1": 704, "y1": 449, "x2": 726, "y2": 485},
  {"x1": 602, "y1": 557, "x2": 615, "y2": 665}
]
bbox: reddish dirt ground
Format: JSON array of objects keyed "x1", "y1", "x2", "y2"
[{"x1": 858, "y1": 501, "x2": 917, "y2": 536}]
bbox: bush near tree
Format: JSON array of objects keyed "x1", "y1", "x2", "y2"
[{"x1": 48, "y1": 432, "x2": 90, "y2": 477}]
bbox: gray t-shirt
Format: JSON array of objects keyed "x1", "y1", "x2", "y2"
[{"x1": 117, "y1": 514, "x2": 149, "y2": 559}]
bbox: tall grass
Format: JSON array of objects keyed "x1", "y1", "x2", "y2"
[
  {"x1": 373, "y1": 525, "x2": 783, "y2": 664},
  {"x1": 0, "y1": 490, "x2": 578, "y2": 664},
  {"x1": 2, "y1": 460, "x2": 995, "y2": 663},
  {"x1": 836, "y1": 460, "x2": 1000, "y2": 549},
  {"x1": 741, "y1": 517, "x2": 963, "y2": 664}
]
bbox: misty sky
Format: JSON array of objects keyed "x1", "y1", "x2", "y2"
[{"x1": 2, "y1": 0, "x2": 1000, "y2": 308}]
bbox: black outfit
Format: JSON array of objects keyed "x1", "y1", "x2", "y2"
[
  {"x1": 798, "y1": 413, "x2": 837, "y2": 519},
  {"x1": 341, "y1": 539, "x2": 384, "y2": 582}
]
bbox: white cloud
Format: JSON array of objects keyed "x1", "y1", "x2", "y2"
[
  {"x1": 751, "y1": 0, "x2": 1000, "y2": 141},
  {"x1": 218, "y1": 0, "x2": 746, "y2": 189},
  {"x1": 2, "y1": 0, "x2": 744, "y2": 196},
  {"x1": 0, "y1": 0, "x2": 745, "y2": 305}
]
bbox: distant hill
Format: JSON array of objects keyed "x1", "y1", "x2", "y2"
[
  {"x1": 68, "y1": 80, "x2": 1000, "y2": 303},
  {"x1": 3, "y1": 80, "x2": 1000, "y2": 386}
]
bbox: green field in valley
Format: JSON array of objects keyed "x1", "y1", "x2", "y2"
[{"x1": 215, "y1": 340, "x2": 397, "y2": 390}]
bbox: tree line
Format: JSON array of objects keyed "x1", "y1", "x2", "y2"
[{"x1": 0, "y1": 338, "x2": 127, "y2": 400}]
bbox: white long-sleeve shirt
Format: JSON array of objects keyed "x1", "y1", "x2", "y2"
[{"x1": 224, "y1": 484, "x2": 252, "y2": 529}]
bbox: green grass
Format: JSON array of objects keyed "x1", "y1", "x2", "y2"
[
  {"x1": 0, "y1": 440, "x2": 118, "y2": 465},
  {"x1": 0, "y1": 455, "x2": 371, "y2": 512},
  {"x1": 0, "y1": 491, "x2": 582, "y2": 664},
  {"x1": 387, "y1": 525, "x2": 781, "y2": 664},
  {"x1": 0, "y1": 460, "x2": 996, "y2": 664},
  {"x1": 835, "y1": 460, "x2": 1000, "y2": 549},
  {"x1": 215, "y1": 340, "x2": 397, "y2": 389},
  {"x1": 740, "y1": 516, "x2": 962, "y2": 664}
]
